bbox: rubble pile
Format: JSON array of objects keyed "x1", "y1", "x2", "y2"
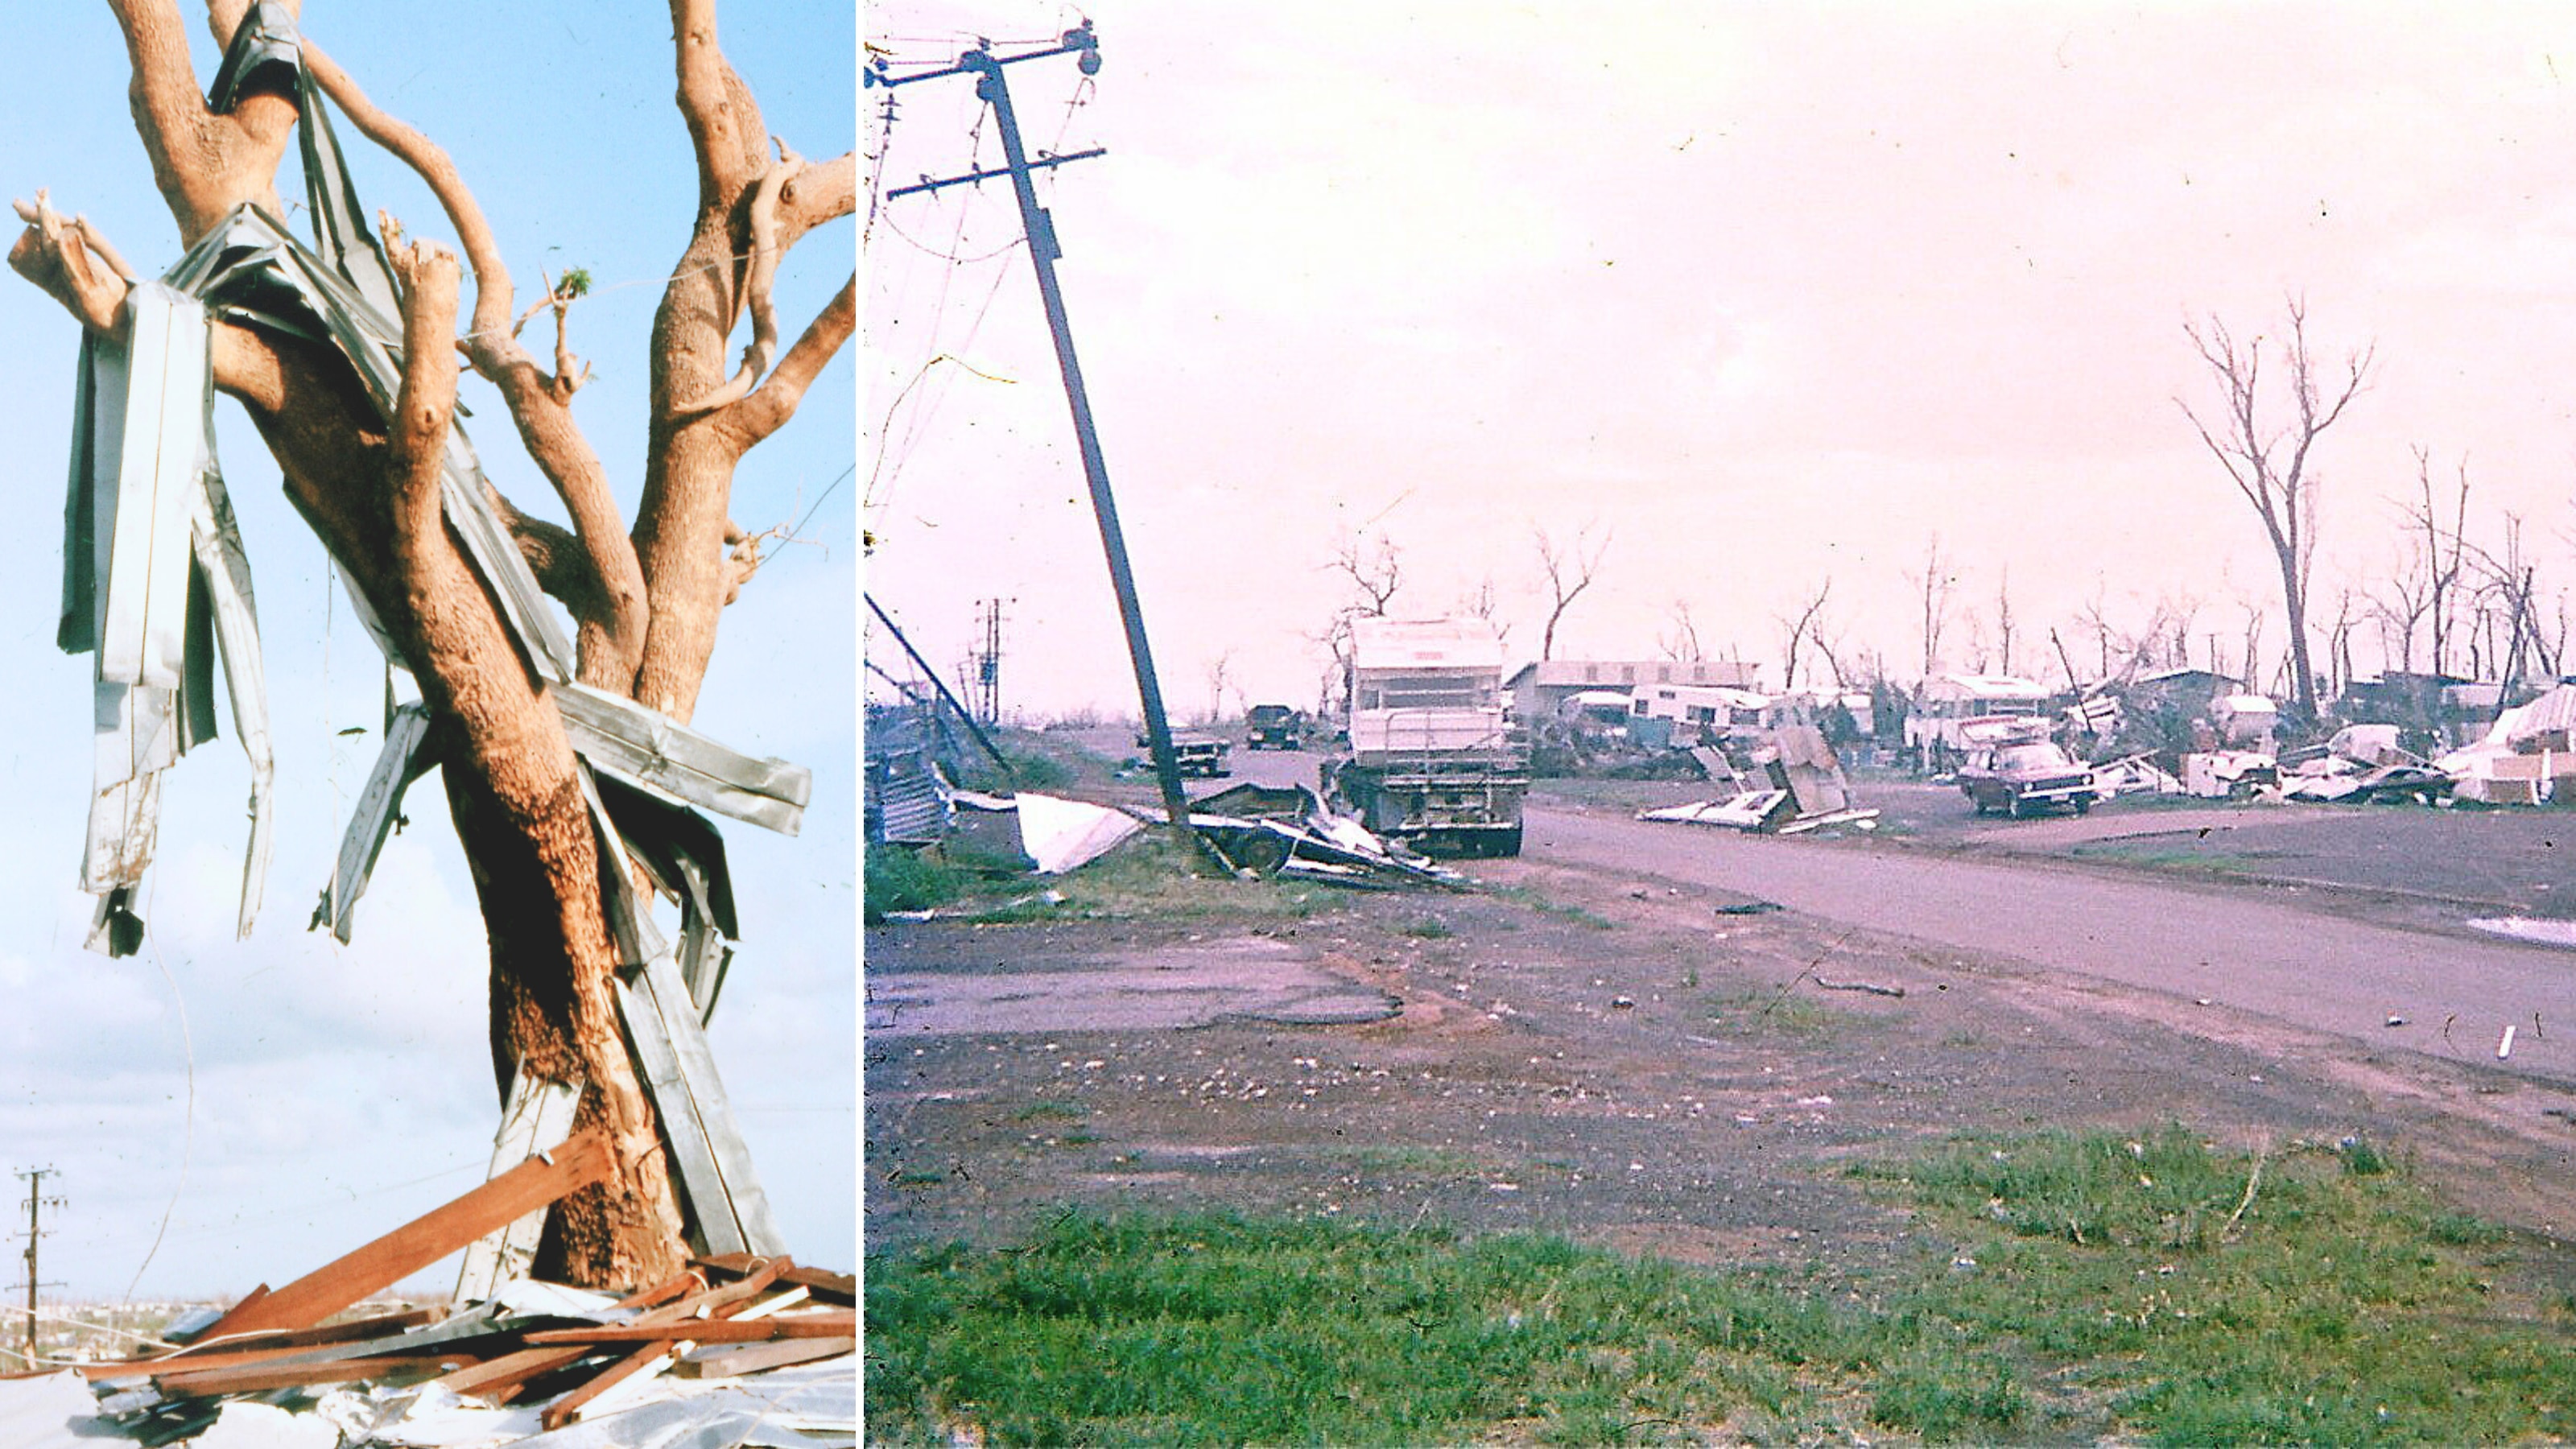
[{"x1": 0, "y1": 1133, "x2": 852, "y2": 1447}]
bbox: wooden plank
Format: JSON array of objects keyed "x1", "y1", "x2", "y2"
[
  {"x1": 674, "y1": 1336, "x2": 853, "y2": 1379},
  {"x1": 429, "y1": 1344, "x2": 598, "y2": 1402},
  {"x1": 436, "y1": 1257, "x2": 786, "y2": 1404},
  {"x1": 642, "y1": 952, "x2": 786, "y2": 1253},
  {"x1": 522, "y1": 1312, "x2": 855, "y2": 1346},
  {"x1": 452, "y1": 1066, "x2": 584, "y2": 1303},
  {"x1": 79, "y1": 1307, "x2": 443, "y2": 1377},
  {"x1": 155, "y1": 1352, "x2": 478, "y2": 1397},
  {"x1": 210, "y1": 1129, "x2": 613, "y2": 1339},
  {"x1": 538, "y1": 1340, "x2": 672, "y2": 1431},
  {"x1": 186, "y1": 1284, "x2": 270, "y2": 1348},
  {"x1": 695, "y1": 1257, "x2": 854, "y2": 1307},
  {"x1": 614, "y1": 969, "x2": 746, "y2": 1256}
]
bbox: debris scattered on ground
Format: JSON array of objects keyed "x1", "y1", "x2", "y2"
[
  {"x1": 1637, "y1": 728, "x2": 1881, "y2": 835},
  {"x1": 1813, "y1": 977, "x2": 1906, "y2": 998},
  {"x1": 0, "y1": 1134, "x2": 853, "y2": 1445},
  {"x1": 1174, "y1": 783, "x2": 1468, "y2": 890}
]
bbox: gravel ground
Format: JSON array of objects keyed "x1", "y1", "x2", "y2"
[{"x1": 864, "y1": 851, "x2": 2576, "y2": 1268}]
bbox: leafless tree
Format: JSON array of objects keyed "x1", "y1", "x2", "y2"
[
  {"x1": 2178, "y1": 299, "x2": 2374, "y2": 722},
  {"x1": 2404, "y1": 447, "x2": 2474, "y2": 678},
  {"x1": 6, "y1": 2, "x2": 852, "y2": 1282},
  {"x1": 1905, "y1": 535, "x2": 1956, "y2": 679},
  {"x1": 1775, "y1": 579, "x2": 1833, "y2": 691},
  {"x1": 1659, "y1": 597, "x2": 1705, "y2": 663},
  {"x1": 1327, "y1": 530, "x2": 1405, "y2": 617},
  {"x1": 1533, "y1": 522, "x2": 1608, "y2": 661},
  {"x1": 1204, "y1": 650, "x2": 1235, "y2": 724},
  {"x1": 1992, "y1": 566, "x2": 2017, "y2": 678},
  {"x1": 1313, "y1": 530, "x2": 1405, "y2": 717},
  {"x1": 2368, "y1": 546, "x2": 2431, "y2": 675}
]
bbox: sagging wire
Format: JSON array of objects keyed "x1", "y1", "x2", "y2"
[
  {"x1": 120, "y1": 909, "x2": 194, "y2": 1308},
  {"x1": 2, "y1": 1305, "x2": 181, "y2": 1353},
  {"x1": 151, "y1": 1155, "x2": 484, "y2": 1249}
]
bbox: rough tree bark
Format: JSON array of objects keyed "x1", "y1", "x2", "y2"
[{"x1": 12, "y1": 0, "x2": 852, "y2": 1285}]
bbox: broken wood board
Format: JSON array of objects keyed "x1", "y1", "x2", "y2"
[{"x1": 198, "y1": 1129, "x2": 612, "y2": 1340}]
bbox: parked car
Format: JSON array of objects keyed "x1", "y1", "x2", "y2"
[
  {"x1": 1245, "y1": 704, "x2": 1305, "y2": 750},
  {"x1": 1133, "y1": 725, "x2": 1232, "y2": 778},
  {"x1": 1959, "y1": 740, "x2": 2096, "y2": 817}
]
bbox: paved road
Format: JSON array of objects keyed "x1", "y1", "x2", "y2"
[{"x1": 1527, "y1": 803, "x2": 2576, "y2": 1087}]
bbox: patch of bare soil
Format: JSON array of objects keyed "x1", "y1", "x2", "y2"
[{"x1": 864, "y1": 856, "x2": 2576, "y2": 1270}]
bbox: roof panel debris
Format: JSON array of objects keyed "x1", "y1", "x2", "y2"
[{"x1": 0, "y1": 1133, "x2": 852, "y2": 1445}]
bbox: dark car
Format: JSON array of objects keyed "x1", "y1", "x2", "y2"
[
  {"x1": 1245, "y1": 704, "x2": 1304, "y2": 750},
  {"x1": 1133, "y1": 726, "x2": 1232, "y2": 778},
  {"x1": 1959, "y1": 740, "x2": 2096, "y2": 818}
]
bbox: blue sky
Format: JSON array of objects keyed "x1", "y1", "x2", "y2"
[{"x1": 0, "y1": 3, "x2": 852, "y2": 1296}]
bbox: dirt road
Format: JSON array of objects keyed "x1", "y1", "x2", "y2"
[{"x1": 1530, "y1": 803, "x2": 2576, "y2": 1086}]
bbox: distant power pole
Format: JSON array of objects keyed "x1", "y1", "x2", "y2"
[
  {"x1": 869, "y1": 25, "x2": 1200, "y2": 836},
  {"x1": 969, "y1": 597, "x2": 1011, "y2": 724},
  {"x1": 10, "y1": 1168, "x2": 64, "y2": 1369}
]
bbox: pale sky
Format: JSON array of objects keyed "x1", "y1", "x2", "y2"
[
  {"x1": 0, "y1": 3, "x2": 852, "y2": 1295},
  {"x1": 865, "y1": 2, "x2": 2576, "y2": 719}
]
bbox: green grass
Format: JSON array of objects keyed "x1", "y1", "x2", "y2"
[
  {"x1": 865, "y1": 834, "x2": 1332, "y2": 926},
  {"x1": 869, "y1": 1128, "x2": 2576, "y2": 1446},
  {"x1": 1702, "y1": 986, "x2": 1860, "y2": 1039},
  {"x1": 1397, "y1": 915, "x2": 1455, "y2": 939},
  {"x1": 1484, "y1": 883, "x2": 1617, "y2": 931},
  {"x1": 2070, "y1": 842, "x2": 2266, "y2": 877}
]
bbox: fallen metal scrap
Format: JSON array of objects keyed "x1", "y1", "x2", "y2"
[
  {"x1": 0, "y1": 1140, "x2": 853, "y2": 1444},
  {"x1": 1172, "y1": 782, "x2": 1468, "y2": 889},
  {"x1": 1639, "y1": 726, "x2": 1880, "y2": 834}
]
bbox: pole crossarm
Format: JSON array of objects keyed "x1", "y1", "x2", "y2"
[
  {"x1": 865, "y1": 23, "x2": 1100, "y2": 89},
  {"x1": 886, "y1": 148, "x2": 1106, "y2": 200}
]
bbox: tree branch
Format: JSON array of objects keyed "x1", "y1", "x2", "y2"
[
  {"x1": 300, "y1": 29, "x2": 650, "y2": 685},
  {"x1": 672, "y1": 142, "x2": 802, "y2": 418},
  {"x1": 384, "y1": 238, "x2": 461, "y2": 580},
  {"x1": 670, "y1": 0, "x2": 766, "y2": 205},
  {"x1": 8, "y1": 196, "x2": 130, "y2": 336},
  {"x1": 727, "y1": 272, "x2": 853, "y2": 447},
  {"x1": 108, "y1": 0, "x2": 296, "y2": 242},
  {"x1": 778, "y1": 150, "x2": 855, "y2": 246}
]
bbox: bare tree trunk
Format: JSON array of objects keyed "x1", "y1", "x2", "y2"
[{"x1": 12, "y1": 0, "x2": 853, "y2": 1283}]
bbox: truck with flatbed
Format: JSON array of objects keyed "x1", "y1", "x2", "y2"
[{"x1": 1323, "y1": 617, "x2": 1526, "y2": 856}]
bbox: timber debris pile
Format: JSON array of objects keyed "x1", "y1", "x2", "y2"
[{"x1": 0, "y1": 1131, "x2": 852, "y2": 1446}]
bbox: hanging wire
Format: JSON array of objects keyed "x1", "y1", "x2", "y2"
[{"x1": 120, "y1": 918, "x2": 194, "y2": 1307}]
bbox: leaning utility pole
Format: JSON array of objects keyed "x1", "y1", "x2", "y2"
[
  {"x1": 11, "y1": 1168, "x2": 63, "y2": 1369},
  {"x1": 869, "y1": 24, "x2": 1198, "y2": 835}
]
